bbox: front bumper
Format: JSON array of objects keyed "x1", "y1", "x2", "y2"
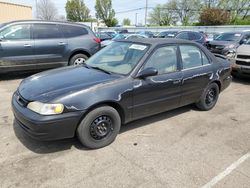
[
  {"x1": 12, "y1": 93, "x2": 85, "y2": 141},
  {"x1": 232, "y1": 60, "x2": 250, "y2": 76}
]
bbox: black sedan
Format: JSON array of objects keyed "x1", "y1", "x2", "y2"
[{"x1": 12, "y1": 39, "x2": 232, "y2": 149}]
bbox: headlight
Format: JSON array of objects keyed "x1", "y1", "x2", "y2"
[
  {"x1": 227, "y1": 44, "x2": 235, "y2": 49},
  {"x1": 27, "y1": 101, "x2": 64, "y2": 115},
  {"x1": 226, "y1": 50, "x2": 236, "y2": 59}
]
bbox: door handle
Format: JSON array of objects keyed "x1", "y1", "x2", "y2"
[
  {"x1": 173, "y1": 79, "x2": 182, "y2": 84},
  {"x1": 58, "y1": 42, "x2": 66, "y2": 46},
  {"x1": 24, "y1": 44, "x2": 32, "y2": 47}
]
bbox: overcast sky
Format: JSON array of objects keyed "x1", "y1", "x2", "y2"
[{"x1": 8, "y1": 0, "x2": 165, "y2": 25}]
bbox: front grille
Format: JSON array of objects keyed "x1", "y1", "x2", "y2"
[
  {"x1": 237, "y1": 55, "x2": 250, "y2": 59},
  {"x1": 15, "y1": 92, "x2": 29, "y2": 107},
  {"x1": 236, "y1": 61, "x2": 250, "y2": 66}
]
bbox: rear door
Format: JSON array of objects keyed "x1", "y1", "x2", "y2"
[
  {"x1": 33, "y1": 23, "x2": 68, "y2": 66},
  {"x1": 179, "y1": 45, "x2": 213, "y2": 106},
  {"x1": 0, "y1": 24, "x2": 34, "y2": 70}
]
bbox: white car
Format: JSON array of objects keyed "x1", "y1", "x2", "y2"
[{"x1": 232, "y1": 39, "x2": 250, "y2": 76}]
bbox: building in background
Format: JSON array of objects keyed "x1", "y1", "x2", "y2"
[{"x1": 0, "y1": 1, "x2": 32, "y2": 23}]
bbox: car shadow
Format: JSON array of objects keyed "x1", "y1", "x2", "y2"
[
  {"x1": 232, "y1": 76, "x2": 250, "y2": 85},
  {"x1": 0, "y1": 72, "x2": 38, "y2": 81},
  {"x1": 13, "y1": 105, "x2": 193, "y2": 154}
]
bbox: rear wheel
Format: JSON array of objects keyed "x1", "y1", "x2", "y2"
[
  {"x1": 69, "y1": 54, "x2": 88, "y2": 66},
  {"x1": 196, "y1": 83, "x2": 219, "y2": 111},
  {"x1": 77, "y1": 106, "x2": 121, "y2": 149}
]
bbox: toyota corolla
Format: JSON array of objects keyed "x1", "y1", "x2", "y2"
[{"x1": 12, "y1": 39, "x2": 232, "y2": 149}]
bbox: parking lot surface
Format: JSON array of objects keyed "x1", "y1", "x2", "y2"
[{"x1": 0, "y1": 74, "x2": 249, "y2": 188}]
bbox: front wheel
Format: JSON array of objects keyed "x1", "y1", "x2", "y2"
[
  {"x1": 77, "y1": 106, "x2": 121, "y2": 149},
  {"x1": 196, "y1": 83, "x2": 220, "y2": 111}
]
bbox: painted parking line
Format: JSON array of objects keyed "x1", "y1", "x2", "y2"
[{"x1": 201, "y1": 152, "x2": 250, "y2": 188}]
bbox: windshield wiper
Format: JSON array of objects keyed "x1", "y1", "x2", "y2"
[{"x1": 90, "y1": 66, "x2": 111, "y2": 74}]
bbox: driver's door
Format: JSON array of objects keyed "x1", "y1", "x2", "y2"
[
  {"x1": 0, "y1": 24, "x2": 34, "y2": 70},
  {"x1": 132, "y1": 45, "x2": 183, "y2": 120}
]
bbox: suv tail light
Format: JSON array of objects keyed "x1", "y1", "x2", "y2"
[{"x1": 94, "y1": 38, "x2": 101, "y2": 44}]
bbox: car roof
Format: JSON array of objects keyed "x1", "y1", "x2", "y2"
[
  {"x1": 116, "y1": 38, "x2": 197, "y2": 45},
  {"x1": 2, "y1": 20, "x2": 89, "y2": 28}
]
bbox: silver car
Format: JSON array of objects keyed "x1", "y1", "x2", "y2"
[{"x1": 232, "y1": 39, "x2": 250, "y2": 76}]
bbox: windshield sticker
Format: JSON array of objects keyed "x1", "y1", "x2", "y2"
[
  {"x1": 234, "y1": 34, "x2": 241, "y2": 37},
  {"x1": 129, "y1": 44, "x2": 147, "y2": 50}
]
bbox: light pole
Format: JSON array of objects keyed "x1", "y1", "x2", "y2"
[
  {"x1": 35, "y1": 0, "x2": 38, "y2": 18},
  {"x1": 145, "y1": 0, "x2": 148, "y2": 26},
  {"x1": 135, "y1": 13, "x2": 138, "y2": 26}
]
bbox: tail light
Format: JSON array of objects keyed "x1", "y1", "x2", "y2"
[{"x1": 94, "y1": 38, "x2": 101, "y2": 44}]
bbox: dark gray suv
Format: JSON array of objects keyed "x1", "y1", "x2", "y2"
[{"x1": 0, "y1": 20, "x2": 101, "y2": 73}]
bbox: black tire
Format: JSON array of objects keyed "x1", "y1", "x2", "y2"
[
  {"x1": 69, "y1": 54, "x2": 88, "y2": 66},
  {"x1": 77, "y1": 106, "x2": 121, "y2": 149},
  {"x1": 195, "y1": 83, "x2": 220, "y2": 111}
]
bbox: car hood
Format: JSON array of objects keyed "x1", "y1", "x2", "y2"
[
  {"x1": 208, "y1": 40, "x2": 238, "y2": 46},
  {"x1": 18, "y1": 66, "x2": 120, "y2": 102},
  {"x1": 237, "y1": 45, "x2": 250, "y2": 54}
]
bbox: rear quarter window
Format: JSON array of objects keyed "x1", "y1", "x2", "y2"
[{"x1": 61, "y1": 25, "x2": 89, "y2": 38}]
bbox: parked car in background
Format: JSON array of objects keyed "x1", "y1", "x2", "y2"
[
  {"x1": 95, "y1": 32, "x2": 112, "y2": 41},
  {"x1": 0, "y1": 20, "x2": 101, "y2": 73},
  {"x1": 155, "y1": 31, "x2": 179, "y2": 38},
  {"x1": 101, "y1": 34, "x2": 148, "y2": 47},
  {"x1": 136, "y1": 31, "x2": 154, "y2": 38},
  {"x1": 175, "y1": 31, "x2": 206, "y2": 45},
  {"x1": 12, "y1": 38, "x2": 232, "y2": 149},
  {"x1": 115, "y1": 28, "x2": 128, "y2": 34},
  {"x1": 101, "y1": 31, "x2": 117, "y2": 38},
  {"x1": 232, "y1": 38, "x2": 250, "y2": 76},
  {"x1": 206, "y1": 31, "x2": 250, "y2": 58}
]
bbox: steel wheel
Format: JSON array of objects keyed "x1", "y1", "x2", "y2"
[
  {"x1": 205, "y1": 88, "x2": 216, "y2": 106},
  {"x1": 90, "y1": 115, "x2": 114, "y2": 140}
]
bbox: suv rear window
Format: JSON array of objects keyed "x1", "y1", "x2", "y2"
[{"x1": 61, "y1": 25, "x2": 88, "y2": 38}]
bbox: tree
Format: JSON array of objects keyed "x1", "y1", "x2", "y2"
[
  {"x1": 171, "y1": 0, "x2": 202, "y2": 26},
  {"x1": 36, "y1": 0, "x2": 58, "y2": 20},
  {"x1": 199, "y1": 8, "x2": 230, "y2": 25},
  {"x1": 66, "y1": 0, "x2": 91, "y2": 22},
  {"x1": 95, "y1": 0, "x2": 117, "y2": 27},
  {"x1": 218, "y1": 0, "x2": 250, "y2": 23},
  {"x1": 148, "y1": 3, "x2": 178, "y2": 26},
  {"x1": 122, "y1": 18, "x2": 131, "y2": 26}
]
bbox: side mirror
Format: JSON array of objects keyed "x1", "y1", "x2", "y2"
[
  {"x1": 136, "y1": 67, "x2": 158, "y2": 79},
  {"x1": 240, "y1": 39, "x2": 247, "y2": 44}
]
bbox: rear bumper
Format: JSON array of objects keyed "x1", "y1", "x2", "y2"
[
  {"x1": 12, "y1": 94, "x2": 85, "y2": 141},
  {"x1": 221, "y1": 75, "x2": 232, "y2": 91}
]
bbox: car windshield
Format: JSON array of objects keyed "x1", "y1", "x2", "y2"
[
  {"x1": 85, "y1": 41, "x2": 149, "y2": 75},
  {"x1": 215, "y1": 33, "x2": 242, "y2": 41}
]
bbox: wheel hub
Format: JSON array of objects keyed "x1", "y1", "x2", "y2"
[
  {"x1": 74, "y1": 58, "x2": 85, "y2": 66},
  {"x1": 206, "y1": 88, "x2": 216, "y2": 105},
  {"x1": 90, "y1": 116, "x2": 113, "y2": 140}
]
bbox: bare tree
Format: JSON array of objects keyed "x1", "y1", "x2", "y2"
[{"x1": 36, "y1": 0, "x2": 58, "y2": 20}]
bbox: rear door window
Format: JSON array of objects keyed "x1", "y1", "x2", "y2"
[
  {"x1": 180, "y1": 45, "x2": 203, "y2": 69},
  {"x1": 61, "y1": 25, "x2": 88, "y2": 38},
  {"x1": 33, "y1": 24, "x2": 63, "y2": 39}
]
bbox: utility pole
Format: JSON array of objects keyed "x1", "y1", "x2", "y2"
[
  {"x1": 135, "y1": 13, "x2": 138, "y2": 26},
  {"x1": 145, "y1": 0, "x2": 148, "y2": 26}
]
